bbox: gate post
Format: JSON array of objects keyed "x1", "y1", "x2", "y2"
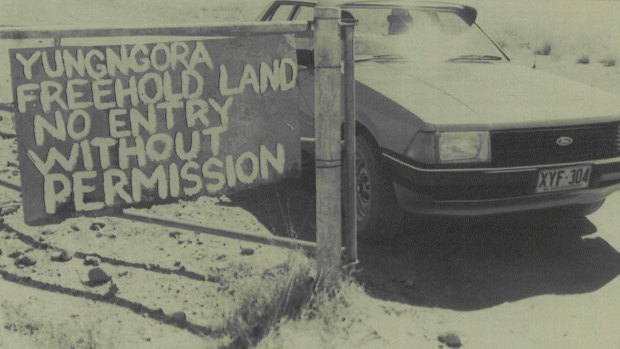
[
  {"x1": 313, "y1": 6, "x2": 343, "y2": 288},
  {"x1": 341, "y1": 17, "x2": 357, "y2": 268}
]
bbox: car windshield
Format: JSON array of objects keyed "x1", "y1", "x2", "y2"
[{"x1": 343, "y1": 6, "x2": 504, "y2": 63}]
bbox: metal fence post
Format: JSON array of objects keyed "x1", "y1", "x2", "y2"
[
  {"x1": 342, "y1": 19, "x2": 357, "y2": 268},
  {"x1": 313, "y1": 6, "x2": 343, "y2": 288}
]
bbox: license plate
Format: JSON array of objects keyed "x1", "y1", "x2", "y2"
[{"x1": 536, "y1": 165, "x2": 591, "y2": 193}]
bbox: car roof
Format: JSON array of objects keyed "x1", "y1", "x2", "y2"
[
  {"x1": 278, "y1": 0, "x2": 471, "y2": 10},
  {"x1": 269, "y1": 0, "x2": 477, "y2": 24}
]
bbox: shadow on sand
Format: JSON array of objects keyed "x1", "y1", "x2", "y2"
[{"x1": 229, "y1": 176, "x2": 620, "y2": 311}]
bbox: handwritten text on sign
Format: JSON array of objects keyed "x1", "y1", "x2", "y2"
[{"x1": 11, "y1": 36, "x2": 300, "y2": 225}]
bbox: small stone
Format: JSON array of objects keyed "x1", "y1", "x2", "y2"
[
  {"x1": 174, "y1": 261, "x2": 181, "y2": 267},
  {"x1": 170, "y1": 311, "x2": 187, "y2": 324},
  {"x1": 118, "y1": 271, "x2": 128, "y2": 277},
  {"x1": 15, "y1": 255, "x2": 36, "y2": 268},
  {"x1": 215, "y1": 254, "x2": 226, "y2": 261},
  {"x1": 84, "y1": 255, "x2": 101, "y2": 266},
  {"x1": 51, "y1": 249, "x2": 73, "y2": 262},
  {"x1": 1, "y1": 205, "x2": 19, "y2": 216},
  {"x1": 240, "y1": 248, "x2": 254, "y2": 256},
  {"x1": 70, "y1": 225, "x2": 80, "y2": 231},
  {"x1": 90, "y1": 222, "x2": 105, "y2": 231},
  {"x1": 168, "y1": 231, "x2": 181, "y2": 239},
  {"x1": 87, "y1": 268, "x2": 111, "y2": 286},
  {"x1": 438, "y1": 333, "x2": 462, "y2": 348},
  {"x1": 41, "y1": 230, "x2": 54, "y2": 236}
]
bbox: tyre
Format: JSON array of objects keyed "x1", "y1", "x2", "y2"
[{"x1": 355, "y1": 132, "x2": 405, "y2": 242}]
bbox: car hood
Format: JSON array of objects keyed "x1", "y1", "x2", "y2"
[{"x1": 356, "y1": 60, "x2": 620, "y2": 131}]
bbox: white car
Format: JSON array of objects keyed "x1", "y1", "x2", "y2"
[{"x1": 260, "y1": 0, "x2": 620, "y2": 240}]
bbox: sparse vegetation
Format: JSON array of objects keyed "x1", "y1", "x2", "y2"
[
  {"x1": 534, "y1": 43, "x2": 552, "y2": 56},
  {"x1": 256, "y1": 276, "x2": 367, "y2": 349},
  {"x1": 225, "y1": 252, "x2": 315, "y2": 348},
  {"x1": 0, "y1": 299, "x2": 121, "y2": 349},
  {"x1": 600, "y1": 57, "x2": 616, "y2": 67},
  {"x1": 471, "y1": 0, "x2": 620, "y2": 72},
  {"x1": 577, "y1": 56, "x2": 590, "y2": 64}
]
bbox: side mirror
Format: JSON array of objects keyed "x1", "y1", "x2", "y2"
[{"x1": 297, "y1": 49, "x2": 314, "y2": 67}]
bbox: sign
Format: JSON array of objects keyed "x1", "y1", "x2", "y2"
[{"x1": 10, "y1": 35, "x2": 300, "y2": 225}]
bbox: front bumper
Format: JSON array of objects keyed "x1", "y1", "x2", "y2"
[{"x1": 383, "y1": 151, "x2": 620, "y2": 216}]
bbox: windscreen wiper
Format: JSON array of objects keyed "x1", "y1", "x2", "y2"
[
  {"x1": 355, "y1": 54, "x2": 407, "y2": 63},
  {"x1": 447, "y1": 55, "x2": 503, "y2": 62}
]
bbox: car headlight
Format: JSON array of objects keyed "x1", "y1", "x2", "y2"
[{"x1": 437, "y1": 131, "x2": 491, "y2": 163}]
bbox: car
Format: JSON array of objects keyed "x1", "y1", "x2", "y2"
[{"x1": 259, "y1": 0, "x2": 620, "y2": 240}]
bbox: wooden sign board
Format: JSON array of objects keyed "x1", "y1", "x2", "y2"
[{"x1": 10, "y1": 35, "x2": 300, "y2": 225}]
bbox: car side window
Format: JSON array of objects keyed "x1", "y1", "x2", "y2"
[
  {"x1": 269, "y1": 4, "x2": 296, "y2": 21},
  {"x1": 292, "y1": 5, "x2": 314, "y2": 22},
  {"x1": 436, "y1": 12, "x2": 469, "y2": 34}
]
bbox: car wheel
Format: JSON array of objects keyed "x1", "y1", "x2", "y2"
[{"x1": 355, "y1": 132, "x2": 405, "y2": 242}]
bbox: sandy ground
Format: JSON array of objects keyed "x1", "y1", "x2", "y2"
[
  {"x1": 0, "y1": 177, "x2": 312, "y2": 347},
  {"x1": 223, "y1": 173, "x2": 620, "y2": 348},
  {"x1": 0, "y1": 0, "x2": 619, "y2": 348}
]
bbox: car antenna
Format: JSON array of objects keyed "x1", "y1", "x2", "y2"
[{"x1": 532, "y1": 30, "x2": 538, "y2": 69}]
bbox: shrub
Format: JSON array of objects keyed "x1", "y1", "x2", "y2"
[
  {"x1": 600, "y1": 58, "x2": 616, "y2": 67},
  {"x1": 256, "y1": 276, "x2": 367, "y2": 349},
  {"x1": 225, "y1": 251, "x2": 314, "y2": 348},
  {"x1": 577, "y1": 56, "x2": 590, "y2": 64},
  {"x1": 534, "y1": 43, "x2": 552, "y2": 56}
]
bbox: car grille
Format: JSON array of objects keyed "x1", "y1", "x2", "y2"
[
  {"x1": 617, "y1": 123, "x2": 620, "y2": 153},
  {"x1": 490, "y1": 123, "x2": 620, "y2": 167},
  {"x1": 423, "y1": 182, "x2": 530, "y2": 200}
]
